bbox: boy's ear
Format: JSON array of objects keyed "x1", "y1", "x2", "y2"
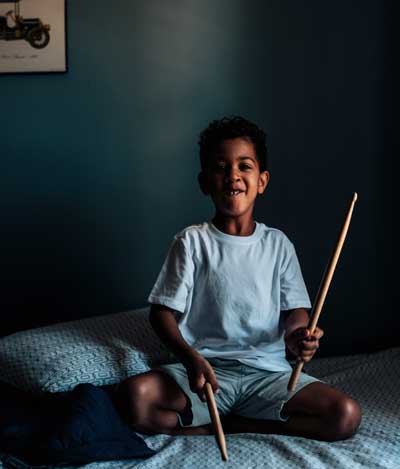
[
  {"x1": 258, "y1": 171, "x2": 270, "y2": 195},
  {"x1": 198, "y1": 171, "x2": 210, "y2": 195}
]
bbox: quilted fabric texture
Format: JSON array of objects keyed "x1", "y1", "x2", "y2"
[
  {"x1": 0, "y1": 334, "x2": 399, "y2": 468},
  {"x1": 0, "y1": 308, "x2": 174, "y2": 394},
  {"x1": 47, "y1": 347, "x2": 398, "y2": 469}
]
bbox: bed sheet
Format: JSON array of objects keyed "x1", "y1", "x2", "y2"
[{"x1": 1, "y1": 347, "x2": 399, "y2": 469}]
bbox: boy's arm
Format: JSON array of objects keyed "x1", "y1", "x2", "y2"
[
  {"x1": 149, "y1": 304, "x2": 197, "y2": 365},
  {"x1": 283, "y1": 308, "x2": 309, "y2": 336},
  {"x1": 149, "y1": 304, "x2": 219, "y2": 400},
  {"x1": 283, "y1": 308, "x2": 324, "y2": 363}
]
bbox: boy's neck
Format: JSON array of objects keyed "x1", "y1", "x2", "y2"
[{"x1": 211, "y1": 215, "x2": 256, "y2": 237}]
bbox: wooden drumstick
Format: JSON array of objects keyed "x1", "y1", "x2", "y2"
[
  {"x1": 287, "y1": 192, "x2": 358, "y2": 392},
  {"x1": 204, "y1": 382, "x2": 229, "y2": 461}
]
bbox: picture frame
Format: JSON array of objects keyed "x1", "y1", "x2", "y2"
[{"x1": 0, "y1": 0, "x2": 67, "y2": 74}]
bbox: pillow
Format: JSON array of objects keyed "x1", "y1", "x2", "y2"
[
  {"x1": 0, "y1": 307, "x2": 175, "y2": 394},
  {"x1": 0, "y1": 383, "x2": 155, "y2": 465}
]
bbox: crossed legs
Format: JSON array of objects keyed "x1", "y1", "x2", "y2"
[
  {"x1": 222, "y1": 381, "x2": 362, "y2": 441},
  {"x1": 116, "y1": 371, "x2": 361, "y2": 441},
  {"x1": 116, "y1": 370, "x2": 212, "y2": 436}
]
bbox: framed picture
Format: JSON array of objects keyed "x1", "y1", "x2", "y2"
[{"x1": 0, "y1": 0, "x2": 67, "y2": 74}]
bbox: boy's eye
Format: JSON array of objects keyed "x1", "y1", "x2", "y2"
[{"x1": 212, "y1": 162, "x2": 253, "y2": 172}]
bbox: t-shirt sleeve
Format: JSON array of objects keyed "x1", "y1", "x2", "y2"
[
  {"x1": 147, "y1": 235, "x2": 194, "y2": 314},
  {"x1": 280, "y1": 239, "x2": 312, "y2": 311}
]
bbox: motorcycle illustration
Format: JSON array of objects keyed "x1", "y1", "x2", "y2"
[{"x1": 0, "y1": 0, "x2": 50, "y2": 49}]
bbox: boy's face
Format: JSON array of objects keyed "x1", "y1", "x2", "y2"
[{"x1": 198, "y1": 137, "x2": 269, "y2": 220}]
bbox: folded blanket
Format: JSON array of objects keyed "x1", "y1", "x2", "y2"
[{"x1": 0, "y1": 382, "x2": 155, "y2": 466}]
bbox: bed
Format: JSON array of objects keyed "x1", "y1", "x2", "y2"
[{"x1": 0, "y1": 308, "x2": 399, "y2": 468}]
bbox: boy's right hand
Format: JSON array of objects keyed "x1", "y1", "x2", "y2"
[{"x1": 182, "y1": 350, "x2": 219, "y2": 402}]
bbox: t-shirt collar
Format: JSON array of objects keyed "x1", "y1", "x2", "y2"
[{"x1": 208, "y1": 220, "x2": 262, "y2": 244}]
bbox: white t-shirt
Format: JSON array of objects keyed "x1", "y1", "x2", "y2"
[{"x1": 148, "y1": 221, "x2": 311, "y2": 372}]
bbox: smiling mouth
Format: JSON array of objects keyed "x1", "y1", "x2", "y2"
[{"x1": 223, "y1": 190, "x2": 244, "y2": 197}]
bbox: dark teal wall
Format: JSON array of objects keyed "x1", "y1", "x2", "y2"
[{"x1": 1, "y1": 1, "x2": 397, "y2": 355}]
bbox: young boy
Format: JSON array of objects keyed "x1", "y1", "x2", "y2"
[{"x1": 120, "y1": 116, "x2": 361, "y2": 441}]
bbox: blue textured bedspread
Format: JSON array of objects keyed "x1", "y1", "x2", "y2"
[{"x1": 1, "y1": 347, "x2": 399, "y2": 468}]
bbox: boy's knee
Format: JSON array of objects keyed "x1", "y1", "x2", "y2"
[
  {"x1": 329, "y1": 396, "x2": 362, "y2": 441},
  {"x1": 117, "y1": 374, "x2": 155, "y2": 423},
  {"x1": 116, "y1": 372, "x2": 185, "y2": 434},
  {"x1": 123, "y1": 374, "x2": 152, "y2": 400}
]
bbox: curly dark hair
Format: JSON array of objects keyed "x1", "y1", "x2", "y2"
[{"x1": 198, "y1": 116, "x2": 268, "y2": 172}]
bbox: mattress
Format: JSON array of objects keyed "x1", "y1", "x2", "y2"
[{"x1": 1, "y1": 347, "x2": 399, "y2": 469}]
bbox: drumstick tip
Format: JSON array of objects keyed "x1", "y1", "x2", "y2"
[{"x1": 353, "y1": 192, "x2": 358, "y2": 203}]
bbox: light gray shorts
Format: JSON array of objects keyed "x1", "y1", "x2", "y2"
[{"x1": 157, "y1": 357, "x2": 321, "y2": 427}]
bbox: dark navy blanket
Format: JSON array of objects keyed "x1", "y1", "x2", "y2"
[{"x1": 0, "y1": 381, "x2": 155, "y2": 467}]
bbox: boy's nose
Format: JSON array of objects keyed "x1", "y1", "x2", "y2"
[{"x1": 224, "y1": 169, "x2": 240, "y2": 182}]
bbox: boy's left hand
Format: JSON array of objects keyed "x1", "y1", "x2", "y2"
[{"x1": 284, "y1": 326, "x2": 324, "y2": 363}]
